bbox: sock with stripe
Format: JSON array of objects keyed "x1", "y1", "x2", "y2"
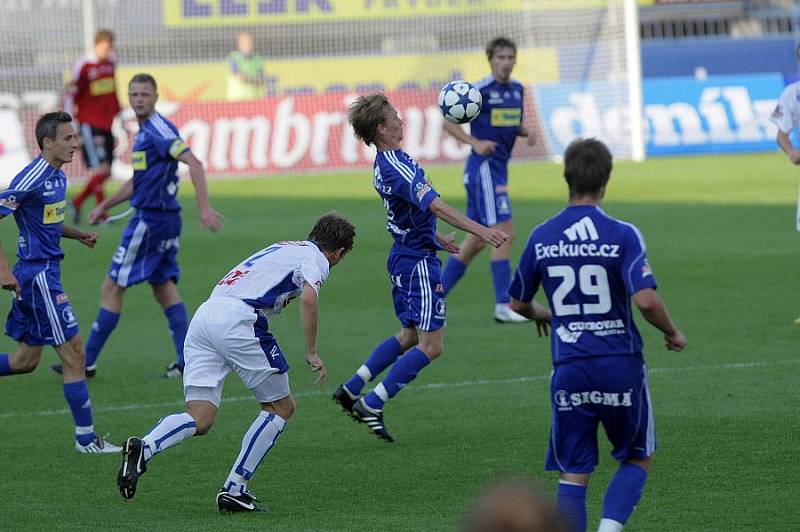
[
  {"x1": 345, "y1": 336, "x2": 404, "y2": 395},
  {"x1": 223, "y1": 411, "x2": 287, "y2": 496},
  {"x1": 600, "y1": 463, "x2": 648, "y2": 530},
  {"x1": 441, "y1": 255, "x2": 467, "y2": 296},
  {"x1": 557, "y1": 481, "x2": 587, "y2": 532},
  {"x1": 0, "y1": 353, "x2": 11, "y2": 376},
  {"x1": 164, "y1": 303, "x2": 189, "y2": 369},
  {"x1": 363, "y1": 347, "x2": 430, "y2": 410},
  {"x1": 141, "y1": 412, "x2": 197, "y2": 461},
  {"x1": 63, "y1": 380, "x2": 96, "y2": 445},
  {"x1": 85, "y1": 308, "x2": 120, "y2": 368},
  {"x1": 490, "y1": 259, "x2": 512, "y2": 304}
]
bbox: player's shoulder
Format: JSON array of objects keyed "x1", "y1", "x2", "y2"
[
  {"x1": 594, "y1": 208, "x2": 647, "y2": 245},
  {"x1": 474, "y1": 75, "x2": 495, "y2": 91},
  {"x1": 143, "y1": 112, "x2": 179, "y2": 139},
  {"x1": 508, "y1": 78, "x2": 524, "y2": 91},
  {"x1": 376, "y1": 150, "x2": 418, "y2": 182},
  {"x1": 8, "y1": 157, "x2": 52, "y2": 191}
]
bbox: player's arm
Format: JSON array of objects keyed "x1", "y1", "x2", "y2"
[
  {"x1": 177, "y1": 151, "x2": 223, "y2": 232},
  {"x1": 442, "y1": 121, "x2": 496, "y2": 156},
  {"x1": 61, "y1": 224, "x2": 98, "y2": 248},
  {"x1": 299, "y1": 282, "x2": 325, "y2": 385},
  {"x1": 632, "y1": 288, "x2": 687, "y2": 352},
  {"x1": 0, "y1": 215, "x2": 20, "y2": 296},
  {"x1": 776, "y1": 130, "x2": 800, "y2": 165},
  {"x1": 428, "y1": 197, "x2": 507, "y2": 248},
  {"x1": 88, "y1": 178, "x2": 134, "y2": 224},
  {"x1": 510, "y1": 298, "x2": 551, "y2": 336}
]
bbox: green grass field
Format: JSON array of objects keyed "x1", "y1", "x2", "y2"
[{"x1": 0, "y1": 152, "x2": 797, "y2": 531}]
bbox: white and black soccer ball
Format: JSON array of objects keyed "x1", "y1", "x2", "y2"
[{"x1": 438, "y1": 80, "x2": 482, "y2": 124}]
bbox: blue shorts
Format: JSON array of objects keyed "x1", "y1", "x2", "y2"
[
  {"x1": 464, "y1": 155, "x2": 511, "y2": 227},
  {"x1": 5, "y1": 260, "x2": 79, "y2": 346},
  {"x1": 108, "y1": 210, "x2": 181, "y2": 288},
  {"x1": 546, "y1": 355, "x2": 656, "y2": 474},
  {"x1": 388, "y1": 252, "x2": 445, "y2": 332}
]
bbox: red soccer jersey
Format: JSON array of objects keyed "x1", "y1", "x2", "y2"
[{"x1": 64, "y1": 54, "x2": 121, "y2": 130}]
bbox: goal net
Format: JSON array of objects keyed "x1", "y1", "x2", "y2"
[{"x1": 0, "y1": 0, "x2": 642, "y2": 182}]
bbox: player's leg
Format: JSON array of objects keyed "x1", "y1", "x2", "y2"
[
  {"x1": 152, "y1": 280, "x2": 188, "y2": 376},
  {"x1": 55, "y1": 334, "x2": 121, "y2": 453},
  {"x1": 489, "y1": 218, "x2": 528, "y2": 323},
  {"x1": 71, "y1": 125, "x2": 104, "y2": 222},
  {"x1": 442, "y1": 160, "x2": 486, "y2": 295},
  {"x1": 0, "y1": 342, "x2": 43, "y2": 376},
  {"x1": 335, "y1": 326, "x2": 417, "y2": 412},
  {"x1": 598, "y1": 357, "x2": 656, "y2": 532}
]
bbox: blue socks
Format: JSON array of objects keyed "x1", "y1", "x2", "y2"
[
  {"x1": 490, "y1": 259, "x2": 512, "y2": 304},
  {"x1": 364, "y1": 347, "x2": 430, "y2": 410},
  {"x1": 164, "y1": 303, "x2": 189, "y2": 369},
  {"x1": 0, "y1": 353, "x2": 11, "y2": 376},
  {"x1": 345, "y1": 336, "x2": 404, "y2": 395},
  {"x1": 85, "y1": 308, "x2": 120, "y2": 367},
  {"x1": 602, "y1": 463, "x2": 648, "y2": 526},
  {"x1": 63, "y1": 380, "x2": 95, "y2": 445},
  {"x1": 441, "y1": 255, "x2": 467, "y2": 296},
  {"x1": 557, "y1": 481, "x2": 587, "y2": 532}
]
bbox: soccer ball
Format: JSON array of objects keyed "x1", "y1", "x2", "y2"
[{"x1": 438, "y1": 80, "x2": 482, "y2": 124}]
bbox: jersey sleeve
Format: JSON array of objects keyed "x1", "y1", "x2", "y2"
[
  {"x1": 508, "y1": 231, "x2": 540, "y2": 303},
  {"x1": 771, "y1": 85, "x2": 795, "y2": 134},
  {"x1": 145, "y1": 122, "x2": 190, "y2": 160},
  {"x1": 297, "y1": 250, "x2": 328, "y2": 298},
  {"x1": 0, "y1": 184, "x2": 35, "y2": 217},
  {"x1": 621, "y1": 225, "x2": 658, "y2": 295},
  {"x1": 382, "y1": 154, "x2": 440, "y2": 211}
]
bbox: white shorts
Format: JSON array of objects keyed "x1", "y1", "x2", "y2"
[{"x1": 183, "y1": 297, "x2": 291, "y2": 407}]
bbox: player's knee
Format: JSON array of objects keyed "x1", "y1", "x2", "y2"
[
  {"x1": 626, "y1": 455, "x2": 653, "y2": 473},
  {"x1": 265, "y1": 395, "x2": 295, "y2": 420},
  {"x1": 14, "y1": 356, "x2": 40, "y2": 373},
  {"x1": 417, "y1": 342, "x2": 442, "y2": 360}
]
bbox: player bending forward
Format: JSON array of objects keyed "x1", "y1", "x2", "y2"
[
  {"x1": 509, "y1": 139, "x2": 686, "y2": 532},
  {"x1": 117, "y1": 213, "x2": 355, "y2": 512}
]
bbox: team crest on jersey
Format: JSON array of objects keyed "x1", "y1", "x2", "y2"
[
  {"x1": 43, "y1": 200, "x2": 66, "y2": 224},
  {"x1": 415, "y1": 182, "x2": 432, "y2": 202}
]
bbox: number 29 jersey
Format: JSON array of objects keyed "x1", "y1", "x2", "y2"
[
  {"x1": 509, "y1": 205, "x2": 657, "y2": 364},
  {"x1": 210, "y1": 240, "x2": 329, "y2": 319}
]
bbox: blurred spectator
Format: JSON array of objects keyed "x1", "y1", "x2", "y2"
[
  {"x1": 227, "y1": 32, "x2": 266, "y2": 101},
  {"x1": 63, "y1": 28, "x2": 121, "y2": 223},
  {"x1": 462, "y1": 477, "x2": 566, "y2": 532}
]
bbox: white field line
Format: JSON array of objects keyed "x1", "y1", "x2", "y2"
[{"x1": 1, "y1": 358, "x2": 798, "y2": 420}]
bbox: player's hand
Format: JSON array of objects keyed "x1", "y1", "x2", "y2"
[
  {"x1": 78, "y1": 231, "x2": 99, "y2": 248},
  {"x1": 305, "y1": 351, "x2": 326, "y2": 385},
  {"x1": 88, "y1": 206, "x2": 108, "y2": 225},
  {"x1": 482, "y1": 227, "x2": 509, "y2": 248},
  {"x1": 0, "y1": 269, "x2": 21, "y2": 297},
  {"x1": 472, "y1": 140, "x2": 497, "y2": 157},
  {"x1": 199, "y1": 206, "x2": 224, "y2": 232},
  {"x1": 532, "y1": 302, "x2": 551, "y2": 338},
  {"x1": 664, "y1": 330, "x2": 687, "y2": 352},
  {"x1": 437, "y1": 231, "x2": 460, "y2": 254},
  {"x1": 519, "y1": 126, "x2": 537, "y2": 147},
  {"x1": 790, "y1": 150, "x2": 800, "y2": 165}
]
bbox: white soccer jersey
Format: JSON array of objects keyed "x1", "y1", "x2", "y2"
[
  {"x1": 211, "y1": 240, "x2": 329, "y2": 318},
  {"x1": 771, "y1": 81, "x2": 800, "y2": 134}
]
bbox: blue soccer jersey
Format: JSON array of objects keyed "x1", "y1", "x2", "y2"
[
  {"x1": 468, "y1": 76, "x2": 525, "y2": 162},
  {"x1": 0, "y1": 156, "x2": 67, "y2": 261},
  {"x1": 509, "y1": 205, "x2": 657, "y2": 364},
  {"x1": 130, "y1": 112, "x2": 189, "y2": 212},
  {"x1": 374, "y1": 149, "x2": 440, "y2": 253}
]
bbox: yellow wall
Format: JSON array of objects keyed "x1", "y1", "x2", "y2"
[{"x1": 117, "y1": 47, "x2": 558, "y2": 102}]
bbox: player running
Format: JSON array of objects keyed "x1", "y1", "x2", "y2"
[
  {"x1": 0, "y1": 112, "x2": 120, "y2": 453},
  {"x1": 509, "y1": 138, "x2": 687, "y2": 532},
  {"x1": 332, "y1": 93, "x2": 508, "y2": 442},
  {"x1": 116, "y1": 213, "x2": 354, "y2": 513},
  {"x1": 63, "y1": 29, "x2": 121, "y2": 224},
  {"x1": 51, "y1": 73, "x2": 223, "y2": 379},
  {"x1": 441, "y1": 36, "x2": 537, "y2": 324}
]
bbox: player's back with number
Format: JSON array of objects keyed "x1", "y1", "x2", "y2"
[{"x1": 521, "y1": 207, "x2": 654, "y2": 363}]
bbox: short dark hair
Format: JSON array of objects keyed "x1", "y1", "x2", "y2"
[
  {"x1": 309, "y1": 211, "x2": 356, "y2": 253},
  {"x1": 95, "y1": 29, "x2": 114, "y2": 45},
  {"x1": 129, "y1": 73, "x2": 157, "y2": 91},
  {"x1": 35, "y1": 111, "x2": 73, "y2": 150},
  {"x1": 563, "y1": 138, "x2": 613, "y2": 197},
  {"x1": 348, "y1": 93, "x2": 391, "y2": 146},
  {"x1": 486, "y1": 37, "x2": 517, "y2": 60}
]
